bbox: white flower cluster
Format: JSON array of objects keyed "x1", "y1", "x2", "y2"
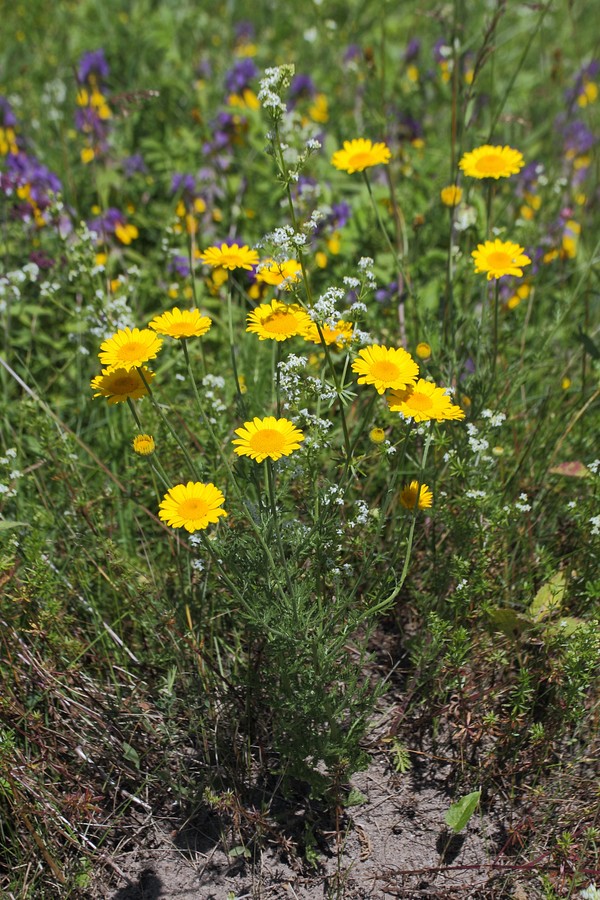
[
  {"x1": 481, "y1": 408, "x2": 506, "y2": 428},
  {"x1": 0, "y1": 263, "x2": 40, "y2": 311},
  {"x1": 308, "y1": 286, "x2": 345, "y2": 325},
  {"x1": 258, "y1": 65, "x2": 295, "y2": 118},
  {"x1": 261, "y1": 224, "x2": 308, "y2": 257},
  {"x1": 0, "y1": 447, "x2": 20, "y2": 499},
  {"x1": 278, "y1": 354, "x2": 307, "y2": 408},
  {"x1": 515, "y1": 493, "x2": 532, "y2": 513},
  {"x1": 357, "y1": 256, "x2": 377, "y2": 290},
  {"x1": 348, "y1": 499, "x2": 369, "y2": 528},
  {"x1": 590, "y1": 516, "x2": 600, "y2": 536},
  {"x1": 322, "y1": 484, "x2": 345, "y2": 507},
  {"x1": 466, "y1": 423, "x2": 490, "y2": 455},
  {"x1": 588, "y1": 459, "x2": 600, "y2": 475},
  {"x1": 202, "y1": 374, "x2": 227, "y2": 422}
]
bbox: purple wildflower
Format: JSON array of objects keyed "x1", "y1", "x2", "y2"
[
  {"x1": 123, "y1": 154, "x2": 147, "y2": 176},
  {"x1": 77, "y1": 49, "x2": 110, "y2": 85},
  {"x1": 224, "y1": 59, "x2": 258, "y2": 95},
  {"x1": 0, "y1": 96, "x2": 17, "y2": 127}
]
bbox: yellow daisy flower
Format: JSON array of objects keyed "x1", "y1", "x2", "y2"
[
  {"x1": 459, "y1": 144, "x2": 524, "y2": 180},
  {"x1": 98, "y1": 327, "x2": 163, "y2": 372},
  {"x1": 197, "y1": 242, "x2": 259, "y2": 270},
  {"x1": 440, "y1": 185, "x2": 463, "y2": 206},
  {"x1": 232, "y1": 416, "x2": 305, "y2": 463},
  {"x1": 352, "y1": 345, "x2": 419, "y2": 395},
  {"x1": 158, "y1": 482, "x2": 227, "y2": 533},
  {"x1": 303, "y1": 320, "x2": 354, "y2": 349},
  {"x1": 387, "y1": 379, "x2": 465, "y2": 422},
  {"x1": 246, "y1": 299, "x2": 311, "y2": 342},
  {"x1": 255, "y1": 259, "x2": 302, "y2": 288},
  {"x1": 331, "y1": 138, "x2": 391, "y2": 174},
  {"x1": 400, "y1": 481, "x2": 433, "y2": 510},
  {"x1": 90, "y1": 366, "x2": 155, "y2": 403},
  {"x1": 132, "y1": 434, "x2": 155, "y2": 455},
  {"x1": 148, "y1": 307, "x2": 212, "y2": 339},
  {"x1": 472, "y1": 239, "x2": 531, "y2": 280},
  {"x1": 415, "y1": 342, "x2": 432, "y2": 360}
]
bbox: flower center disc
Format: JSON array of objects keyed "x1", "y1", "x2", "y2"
[
  {"x1": 220, "y1": 252, "x2": 241, "y2": 267},
  {"x1": 178, "y1": 498, "x2": 209, "y2": 519},
  {"x1": 487, "y1": 251, "x2": 512, "y2": 268},
  {"x1": 265, "y1": 311, "x2": 297, "y2": 334},
  {"x1": 249, "y1": 429, "x2": 285, "y2": 453},
  {"x1": 371, "y1": 360, "x2": 400, "y2": 382},
  {"x1": 348, "y1": 152, "x2": 371, "y2": 170},
  {"x1": 170, "y1": 322, "x2": 195, "y2": 336},
  {"x1": 118, "y1": 342, "x2": 146, "y2": 361},
  {"x1": 111, "y1": 375, "x2": 137, "y2": 392},
  {"x1": 408, "y1": 392, "x2": 433, "y2": 411},
  {"x1": 475, "y1": 154, "x2": 505, "y2": 176}
]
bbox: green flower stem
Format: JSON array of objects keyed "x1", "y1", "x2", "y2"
[
  {"x1": 181, "y1": 340, "x2": 289, "y2": 605},
  {"x1": 347, "y1": 391, "x2": 379, "y2": 464},
  {"x1": 383, "y1": 428, "x2": 433, "y2": 604},
  {"x1": 491, "y1": 279, "x2": 500, "y2": 382},
  {"x1": 363, "y1": 170, "x2": 414, "y2": 343},
  {"x1": 126, "y1": 398, "x2": 171, "y2": 489},
  {"x1": 275, "y1": 340, "x2": 282, "y2": 418},
  {"x1": 266, "y1": 459, "x2": 295, "y2": 602},
  {"x1": 278, "y1": 170, "x2": 352, "y2": 465},
  {"x1": 136, "y1": 367, "x2": 202, "y2": 481},
  {"x1": 346, "y1": 420, "x2": 414, "y2": 606},
  {"x1": 199, "y1": 533, "x2": 251, "y2": 612},
  {"x1": 187, "y1": 224, "x2": 199, "y2": 307},
  {"x1": 226, "y1": 279, "x2": 244, "y2": 400},
  {"x1": 485, "y1": 180, "x2": 495, "y2": 238}
]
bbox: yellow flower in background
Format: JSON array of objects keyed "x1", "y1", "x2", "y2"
[
  {"x1": 159, "y1": 482, "x2": 227, "y2": 533},
  {"x1": 232, "y1": 416, "x2": 305, "y2": 463},
  {"x1": 246, "y1": 299, "x2": 311, "y2": 342},
  {"x1": 578, "y1": 80, "x2": 598, "y2": 107},
  {"x1": 506, "y1": 283, "x2": 531, "y2": 310},
  {"x1": 352, "y1": 345, "x2": 419, "y2": 395},
  {"x1": 331, "y1": 138, "x2": 391, "y2": 174},
  {"x1": 459, "y1": 144, "x2": 524, "y2": 179},
  {"x1": 472, "y1": 239, "x2": 531, "y2": 280},
  {"x1": 99, "y1": 327, "x2": 162, "y2": 372},
  {"x1": 255, "y1": 259, "x2": 302, "y2": 288},
  {"x1": 90, "y1": 366, "x2": 155, "y2": 403},
  {"x1": 148, "y1": 307, "x2": 212, "y2": 339},
  {"x1": 309, "y1": 93, "x2": 329, "y2": 123},
  {"x1": 303, "y1": 320, "x2": 354, "y2": 349},
  {"x1": 133, "y1": 434, "x2": 155, "y2": 455},
  {"x1": 114, "y1": 222, "x2": 139, "y2": 245},
  {"x1": 400, "y1": 481, "x2": 433, "y2": 510},
  {"x1": 369, "y1": 427, "x2": 386, "y2": 444},
  {"x1": 415, "y1": 342, "x2": 432, "y2": 360},
  {"x1": 81, "y1": 147, "x2": 95, "y2": 164},
  {"x1": 387, "y1": 379, "x2": 465, "y2": 422},
  {"x1": 198, "y1": 242, "x2": 259, "y2": 270},
  {"x1": 440, "y1": 185, "x2": 463, "y2": 206}
]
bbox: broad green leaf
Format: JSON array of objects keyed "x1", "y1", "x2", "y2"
[
  {"x1": 487, "y1": 607, "x2": 530, "y2": 638},
  {"x1": 548, "y1": 461, "x2": 590, "y2": 478},
  {"x1": 544, "y1": 617, "x2": 587, "y2": 638},
  {"x1": 122, "y1": 742, "x2": 140, "y2": 769},
  {"x1": 0, "y1": 520, "x2": 29, "y2": 531},
  {"x1": 444, "y1": 790, "x2": 481, "y2": 833},
  {"x1": 530, "y1": 572, "x2": 567, "y2": 622}
]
